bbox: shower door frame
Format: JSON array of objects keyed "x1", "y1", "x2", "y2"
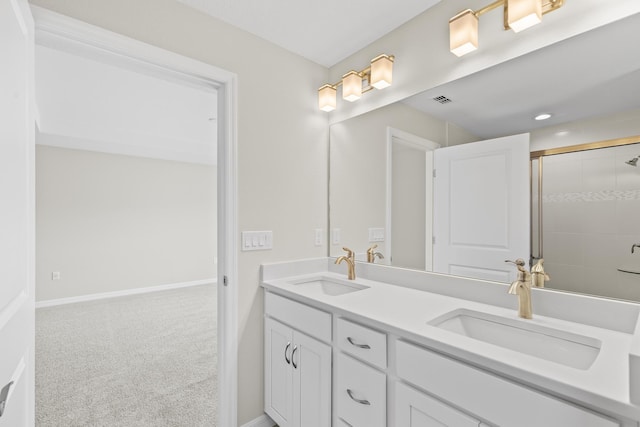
[{"x1": 529, "y1": 134, "x2": 640, "y2": 265}]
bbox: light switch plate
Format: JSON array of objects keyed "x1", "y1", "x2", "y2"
[
  {"x1": 241, "y1": 231, "x2": 273, "y2": 251},
  {"x1": 368, "y1": 228, "x2": 385, "y2": 242}
]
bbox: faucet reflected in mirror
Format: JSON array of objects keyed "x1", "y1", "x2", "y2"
[
  {"x1": 506, "y1": 258, "x2": 550, "y2": 319},
  {"x1": 366, "y1": 244, "x2": 384, "y2": 263}
]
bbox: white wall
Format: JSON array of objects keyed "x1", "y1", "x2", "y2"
[
  {"x1": 35, "y1": 44, "x2": 218, "y2": 165},
  {"x1": 36, "y1": 145, "x2": 217, "y2": 301},
  {"x1": 392, "y1": 144, "x2": 426, "y2": 270},
  {"x1": 29, "y1": 0, "x2": 329, "y2": 423}
]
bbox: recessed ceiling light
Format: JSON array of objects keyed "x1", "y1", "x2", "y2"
[{"x1": 534, "y1": 113, "x2": 552, "y2": 121}]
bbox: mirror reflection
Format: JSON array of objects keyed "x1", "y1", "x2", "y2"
[{"x1": 329, "y1": 13, "x2": 640, "y2": 301}]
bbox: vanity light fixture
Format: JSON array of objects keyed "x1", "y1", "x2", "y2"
[
  {"x1": 449, "y1": 0, "x2": 564, "y2": 57},
  {"x1": 318, "y1": 54, "x2": 394, "y2": 112}
]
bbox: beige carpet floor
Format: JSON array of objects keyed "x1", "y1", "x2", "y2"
[{"x1": 35, "y1": 284, "x2": 217, "y2": 426}]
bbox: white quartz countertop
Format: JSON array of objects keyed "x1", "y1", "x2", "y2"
[{"x1": 261, "y1": 260, "x2": 640, "y2": 421}]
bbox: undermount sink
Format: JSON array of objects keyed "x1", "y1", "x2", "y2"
[
  {"x1": 289, "y1": 276, "x2": 369, "y2": 296},
  {"x1": 429, "y1": 309, "x2": 601, "y2": 370}
]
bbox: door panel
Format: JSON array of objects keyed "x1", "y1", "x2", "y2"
[
  {"x1": 265, "y1": 318, "x2": 293, "y2": 427},
  {"x1": 0, "y1": 0, "x2": 34, "y2": 425},
  {"x1": 293, "y1": 331, "x2": 331, "y2": 427},
  {"x1": 433, "y1": 134, "x2": 530, "y2": 283}
]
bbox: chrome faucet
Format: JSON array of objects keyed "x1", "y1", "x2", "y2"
[
  {"x1": 366, "y1": 244, "x2": 384, "y2": 263},
  {"x1": 336, "y1": 247, "x2": 356, "y2": 280},
  {"x1": 632, "y1": 244, "x2": 640, "y2": 254},
  {"x1": 506, "y1": 259, "x2": 533, "y2": 319}
]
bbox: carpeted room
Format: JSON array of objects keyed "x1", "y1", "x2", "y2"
[{"x1": 34, "y1": 39, "x2": 218, "y2": 426}]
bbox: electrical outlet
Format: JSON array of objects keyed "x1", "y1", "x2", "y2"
[
  {"x1": 51, "y1": 272, "x2": 61, "y2": 280},
  {"x1": 332, "y1": 228, "x2": 341, "y2": 245},
  {"x1": 314, "y1": 229, "x2": 323, "y2": 246}
]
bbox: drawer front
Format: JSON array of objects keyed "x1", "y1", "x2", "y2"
[
  {"x1": 265, "y1": 292, "x2": 332, "y2": 342},
  {"x1": 396, "y1": 340, "x2": 619, "y2": 427},
  {"x1": 337, "y1": 318, "x2": 387, "y2": 369},
  {"x1": 336, "y1": 353, "x2": 386, "y2": 427},
  {"x1": 395, "y1": 381, "x2": 479, "y2": 427}
]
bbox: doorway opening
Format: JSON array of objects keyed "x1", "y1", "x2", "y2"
[{"x1": 32, "y1": 6, "x2": 237, "y2": 426}]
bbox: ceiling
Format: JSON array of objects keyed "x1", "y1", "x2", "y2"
[
  {"x1": 177, "y1": 0, "x2": 441, "y2": 67},
  {"x1": 403, "y1": 13, "x2": 640, "y2": 139},
  {"x1": 174, "y1": 1, "x2": 640, "y2": 139}
]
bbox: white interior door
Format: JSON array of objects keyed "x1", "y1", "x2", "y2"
[
  {"x1": 0, "y1": 0, "x2": 35, "y2": 425},
  {"x1": 433, "y1": 134, "x2": 529, "y2": 283}
]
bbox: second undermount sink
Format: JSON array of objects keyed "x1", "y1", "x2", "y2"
[
  {"x1": 429, "y1": 309, "x2": 601, "y2": 370},
  {"x1": 289, "y1": 276, "x2": 369, "y2": 296}
]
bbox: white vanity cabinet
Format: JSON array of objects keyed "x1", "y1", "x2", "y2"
[
  {"x1": 394, "y1": 381, "x2": 482, "y2": 427},
  {"x1": 264, "y1": 293, "x2": 332, "y2": 427},
  {"x1": 395, "y1": 340, "x2": 621, "y2": 427},
  {"x1": 261, "y1": 262, "x2": 640, "y2": 427}
]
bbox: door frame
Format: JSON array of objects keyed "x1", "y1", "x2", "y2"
[
  {"x1": 385, "y1": 127, "x2": 440, "y2": 269},
  {"x1": 31, "y1": 6, "x2": 239, "y2": 426}
]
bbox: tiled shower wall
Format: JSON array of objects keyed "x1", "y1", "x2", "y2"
[{"x1": 538, "y1": 142, "x2": 640, "y2": 301}]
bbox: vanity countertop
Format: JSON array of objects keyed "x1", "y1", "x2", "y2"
[{"x1": 261, "y1": 258, "x2": 640, "y2": 421}]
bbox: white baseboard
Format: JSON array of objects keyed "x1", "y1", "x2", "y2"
[
  {"x1": 35, "y1": 278, "x2": 217, "y2": 308},
  {"x1": 241, "y1": 414, "x2": 275, "y2": 427}
]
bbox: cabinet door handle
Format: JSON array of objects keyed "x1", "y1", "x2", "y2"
[
  {"x1": 291, "y1": 345, "x2": 298, "y2": 369},
  {"x1": 346, "y1": 389, "x2": 370, "y2": 405},
  {"x1": 284, "y1": 342, "x2": 291, "y2": 364},
  {"x1": 347, "y1": 337, "x2": 371, "y2": 349}
]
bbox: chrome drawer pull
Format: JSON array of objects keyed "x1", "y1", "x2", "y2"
[
  {"x1": 347, "y1": 337, "x2": 371, "y2": 349},
  {"x1": 284, "y1": 342, "x2": 291, "y2": 364},
  {"x1": 346, "y1": 389, "x2": 370, "y2": 405}
]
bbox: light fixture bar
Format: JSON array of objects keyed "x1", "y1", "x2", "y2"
[
  {"x1": 317, "y1": 54, "x2": 394, "y2": 111},
  {"x1": 474, "y1": 0, "x2": 504, "y2": 17},
  {"x1": 450, "y1": 0, "x2": 565, "y2": 56}
]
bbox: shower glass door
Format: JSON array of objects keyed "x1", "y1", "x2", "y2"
[{"x1": 531, "y1": 139, "x2": 640, "y2": 301}]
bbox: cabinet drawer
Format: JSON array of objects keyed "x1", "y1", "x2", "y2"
[
  {"x1": 265, "y1": 292, "x2": 332, "y2": 342},
  {"x1": 337, "y1": 318, "x2": 387, "y2": 369},
  {"x1": 396, "y1": 340, "x2": 619, "y2": 427},
  {"x1": 395, "y1": 381, "x2": 480, "y2": 427},
  {"x1": 336, "y1": 353, "x2": 386, "y2": 427}
]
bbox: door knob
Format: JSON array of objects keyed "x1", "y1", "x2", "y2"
[{"x1": 0, "y1": 381, "x2": 13, "y2": 417}]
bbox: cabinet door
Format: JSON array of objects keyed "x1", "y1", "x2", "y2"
[
  {"x1": 395, "y1": 382, "x2": 479, "y2": 427},
  {"x1": 292, "y1": 331, "x2": 332, "y2": 427},
  {"x1": 265, "y1": 318, "x2": 294, "y2": 427}
]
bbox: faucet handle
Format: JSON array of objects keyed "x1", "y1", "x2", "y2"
[
  {"x1": 342, "y1": 247, "x2": 354, "y2": 259},
  {"x1": 366, "y1": 244, "x2": 378, "y2": 254}
]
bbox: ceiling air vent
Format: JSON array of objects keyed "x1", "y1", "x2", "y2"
[{"x1": 433, "y1": 95, "x2": 452, "y2": 104}]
